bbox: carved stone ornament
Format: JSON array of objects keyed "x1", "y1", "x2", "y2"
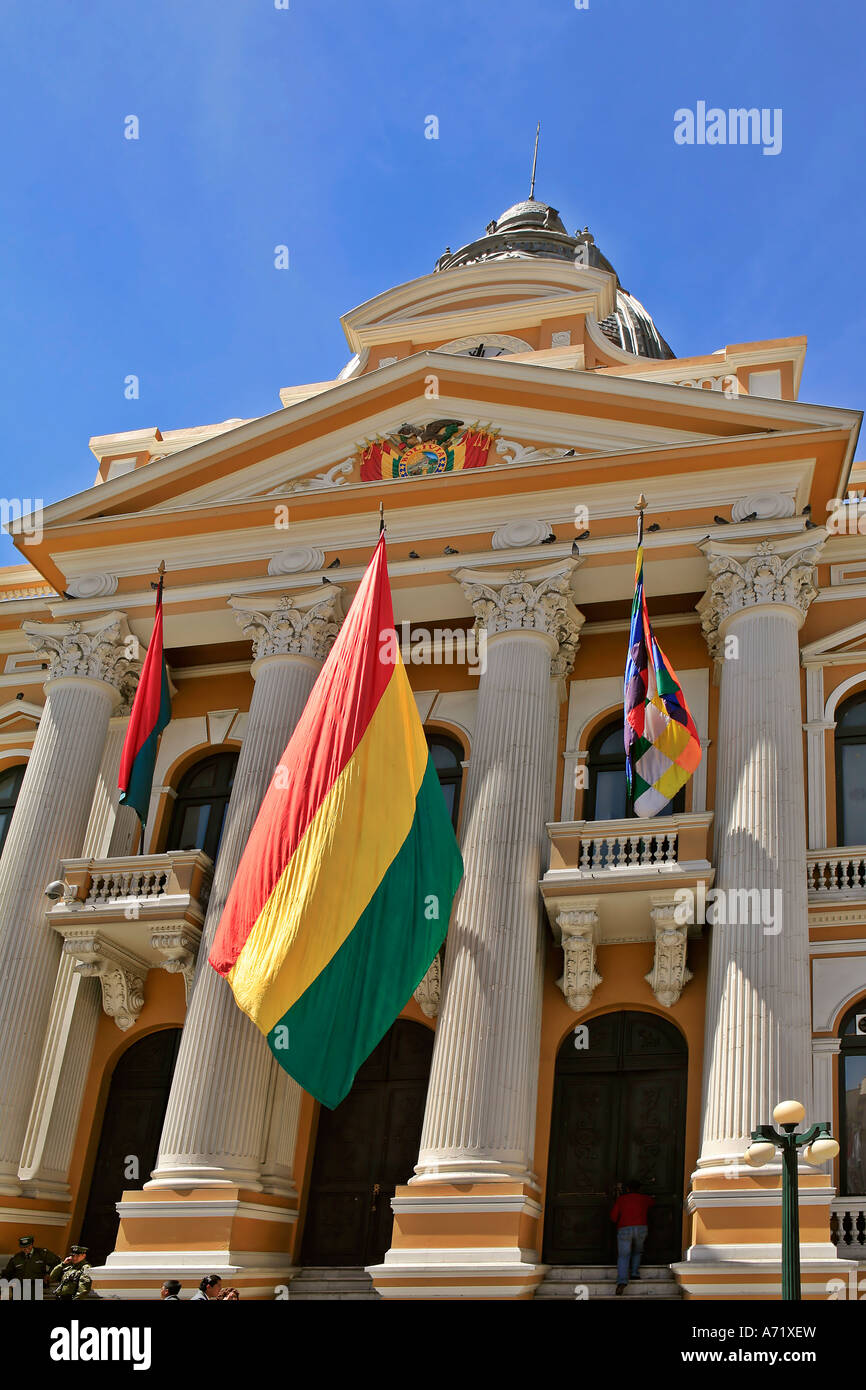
[
  {"x1": 697, "y1": 535, "x2": 823, "y2": 657},
  {"x1": 645, "y1": 899, "x2": 692, "y2": 1008},
  {"x1": 231, "y1": 587, "x2": 343, "y2": 663},
  {"x1": 555, "y1": 909, "x2": 602, "y2": 1013},
  {"x1": 65, "y1": 572, "x2": 119, "y2": 599},
  {"x1": 287, "y1": 458, "x2": 354, "y2": 494},
  {"x1": 267, "y1": 546, "x2": 326, "y2": 576},
  {"x1": 456, "y1": 558, "x2": 584, "y2": 679},
  {"x1": 730, "y1": 491, "x2": 796, "y2": 523},
  {"x1": 62, "y1": 935, "x2": 147, "y2": 1031},
  {"x1": 413, "y1": 952, "x2": 441, "y2": 1018},
  {"x1": 22, "y1": 610, "x2": 139, "y2": 699},
  {"x1": 491, "y1": 519, "x2": 553, "y2": 550},
  {"x1": 152, "y1": 927, "x2": 202, "y2": 1003},
  {"x1": 496, "y1": 440, "x2": 575, "y2": 468}
]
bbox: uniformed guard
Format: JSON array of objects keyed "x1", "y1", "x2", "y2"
[
  {"x1": 48, "y1": 1246, "x2": 95, "y2": 1301},
  {"x1": 1, "y1": 1235, "x2": 61, "y2": 1289}
]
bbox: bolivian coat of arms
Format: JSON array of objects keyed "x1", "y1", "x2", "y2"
[{"x1": 359, "y1": 419, "x2": 497, "y2": 481}]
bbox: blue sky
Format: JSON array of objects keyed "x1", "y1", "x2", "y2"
[{"x1": 1, "y1": 0, "x2": 864, "y2": 566}]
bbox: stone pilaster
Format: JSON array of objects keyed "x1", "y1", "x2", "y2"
[
  {"x1": 675, "y1": 533, "x2": 846, "y2": 1298},
  {"x1": 100, "y1": 586, "x2": 341, "y2": 1297},
  {"x1": 372, "y1": 559, "x2": 583, "y2": 1299},
  {"x1": 0, "y1": 612, "x2": 137, "y2": 1249}
]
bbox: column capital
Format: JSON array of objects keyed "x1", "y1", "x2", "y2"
[
  {"x1": 454, "y1": 558, "x2": 584, "y2": 678},
  {"x1": 229, "y1": 586, "x2": 343, "y2": 665},
  {"x1": 22, "y1": 610, "x2": 138, "y2": 703},
  {"x1": 697, "y1": 532, "x2": 824, "y2": 656}
]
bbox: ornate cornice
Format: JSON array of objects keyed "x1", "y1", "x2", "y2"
[
  {"x1": 455, "y1": 558, "x2": 584, "y2": 678},
  {"x1": 22, "y1": 610, "x2": 139, "y2": 700},
  {"x1": 697, "y1": 534, "x2": 824, "y2": 656},
  {"x1": 230, "y1": 587, "x2": 343, "y2": 663}
]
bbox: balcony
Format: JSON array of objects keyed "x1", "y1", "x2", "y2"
[
  {"x1": 808, "y1": 848, "x2": 866, "y2": 901},
  {"x1": 46, "y1": 850, "x2": 213, "y2": 1029},
  {"x1": 831, "y1": 1198, "x2": 866, "y2": 1259},
  {"x1": 540, "y1": 812, "x2": 714, "y2": 1011}
]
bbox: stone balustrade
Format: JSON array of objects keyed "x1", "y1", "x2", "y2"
[
  {"x1": 807, "y1": 848, "x2": 866, "y2": 899},
  {"x1": 831, "y1": 1198, "x2": 866, "y2": 1255}
]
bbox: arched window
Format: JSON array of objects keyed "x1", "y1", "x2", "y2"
[
  {"x1": 586, "y1": 716, "x2": 685, "y2": 821},
  {"x1": 426, "y1": 733, "x2": 463, "y2": 830},
  {"x1": 0, "y1": 764, "x2": 25, "y2": 856},
  {"x1": 839, "y1": 1001, "x2": 866, "y2": 1197},
  {"x1": 836, "y1": 692, "x2": 866, "y2": 846},
  {"x1": 166, "y1": 751, "x2": 238, "y2": 863}
]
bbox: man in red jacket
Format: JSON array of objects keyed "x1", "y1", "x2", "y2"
[{"x1": 609, "y1": 1180, "x2": 654, "y2": 1294}]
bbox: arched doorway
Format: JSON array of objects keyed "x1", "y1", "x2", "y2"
[
  {"x1": 301, "y1": 1019, "x2": 433, "y2": 1266},
  {"x1": 543, "y1": 1010, "x2": 687, "y2": 1265},
  {"x1": 79, "y1": 1029, "x2": 182, "y2": 1265}
]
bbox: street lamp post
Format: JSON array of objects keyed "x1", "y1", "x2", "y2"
[{"x1": 743, "y1": 1100, "x2": 840, "y2": 1302}]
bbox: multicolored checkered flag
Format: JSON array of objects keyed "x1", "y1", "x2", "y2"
[{"x1": 624, "y1": 499, "x2": 701, "y2": 817}]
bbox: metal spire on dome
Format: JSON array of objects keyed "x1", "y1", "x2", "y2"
[{"x1": 529, "y1": 122, "x2": 540, "y2": 200}]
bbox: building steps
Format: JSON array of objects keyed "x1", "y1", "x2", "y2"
[
  {"x1": 535, "y1": 1265, "x2": 683, "y2": 1300},
  {"x1": 288, "y1": 1267, "x2": 380, "y2": 1300}
]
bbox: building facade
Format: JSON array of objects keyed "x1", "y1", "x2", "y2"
[{"x1": 1, "y1": 197, "x2": 865, "y2": 1300}]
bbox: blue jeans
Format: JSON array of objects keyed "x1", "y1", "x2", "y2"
[{"x1": 616, "y1": 1225, "x2": 647, "y2": 1283}]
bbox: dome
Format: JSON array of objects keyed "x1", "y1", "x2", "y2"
[
  {"x1": 494, "y1": 200, "x2": 568, "y2": 235},
  {"x1": 433, "y1": 199, "x2": 674, "y2": 361}
]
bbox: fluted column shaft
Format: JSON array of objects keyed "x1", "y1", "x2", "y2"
[
  {"x1": 415, "y1": 560, "x2": 582, "y2": 1184},
  {"x1": 82, "y1": 714, "x2": 140, "y2": 858},
  {"x1": 149, "y1": 587, "x2": 341, "y2": 1189},
  {"x1": 0, "y1": 610, "x2": 135, "y2": 1192},
  {"x1": 697, "y1": 536, "x2": 821, "y2": 1163}
]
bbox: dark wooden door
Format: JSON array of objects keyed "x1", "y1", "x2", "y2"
[
  {"x1": 80, "y1": 1029, "x2": 181, "y2": 1266},
  {"x1": 543, "y1": 1011, "x2": 687, "y2": 1265},
  {"x1": 301, "y1": 1020, "x2": 433, "y2": 1266}
]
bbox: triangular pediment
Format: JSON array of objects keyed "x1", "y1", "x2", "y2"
[
  {"x1": 14, "y1": 347, "x2": 860, "y2": 600},
  {"x1": 802, "y1": 617, "x2": 866, "y2": 668},
  {"x1": 0, "y1": 699, "x2": 41, "y2": 736}
]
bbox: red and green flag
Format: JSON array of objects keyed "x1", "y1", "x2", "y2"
[
  {"x1": 118, "y1": 572, "x2": 171, "y2": 829},
  {"x1": 624, "y1": 503, "x2": 701, "y2": 817},
  {"x1": 209, "y1": 532, "x2": 463, "y2": 1109}
]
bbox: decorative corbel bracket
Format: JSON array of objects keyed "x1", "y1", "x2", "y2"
[
  {"x1": 555, "y1": 904, "x2": 602, "y2": 1013},
  {"x1": 413, "y1": 952, "x2": 441, "y2": 1018},
  {"x1": 152, "y1": 926, "x2": 202, "y2": 1003},
  {"x1": 645, "y1": 894, "x2": 693, "y2": 1008},
  {"x1": 62, "y1": 933, "x2": 148, "y2": 1031}
]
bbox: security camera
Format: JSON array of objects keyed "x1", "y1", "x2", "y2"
[{"x1": 44, "y1": 880, "x2": 78, "y2": 903}]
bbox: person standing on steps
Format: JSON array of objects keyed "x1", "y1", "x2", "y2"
[{"x1": 610, "y1": 1179, "x2": 654, "y2": 1295}]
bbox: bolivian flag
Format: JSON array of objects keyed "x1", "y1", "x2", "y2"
[
  {"x1": 209, "y1": 534, "x2": 463, "y2": 1109},
  {"x1": 118, "y1": 574, "x2": 171, "y2": 828},
  {"x1": 624, "y1": 505, "x2": 701, "y2": 817}
]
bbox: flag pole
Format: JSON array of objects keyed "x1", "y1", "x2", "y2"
[
  {"x1": 137, "y1": 560, "x2": 166, "y2": 855},
  {"x1": 378, "y1": 501, "x2": 386, "y2": 536}
]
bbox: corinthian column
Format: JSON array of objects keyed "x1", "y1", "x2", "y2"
[
  {"x1": 372, "y1": 559, "x2": 583, "y2": 1300},
  {"x1": 0, "y1": 613, "x2": 136, "y2": 1206},
  {"x1": 676, "y1": 533, "x2": 843, "y2": 1296},
  {"x1": 100, "y1": 587, "x2": 341, "y2": 1297}
]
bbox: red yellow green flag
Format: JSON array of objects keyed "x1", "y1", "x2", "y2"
[{"x1": 209, "y1": 534, "x2": 463, "y2": 1108}]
